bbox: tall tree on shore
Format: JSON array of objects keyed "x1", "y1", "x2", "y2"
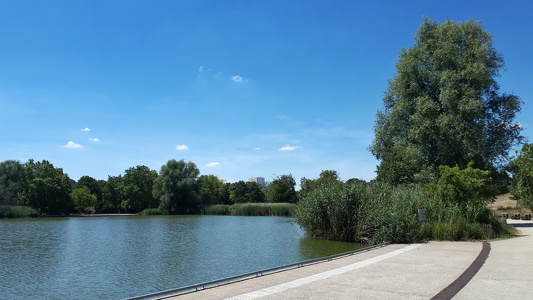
[
  {"x1": 18, "y1": 160, "x2": 72, "y2": 214},
  {"x1": 266, "y1": 174, "x2": 297, "y2": 203},
  {"x1": 153, "y1": 159, "x2": 200, "y2": 214},
  {"x1": 0, "y1": 160, "x2": 24, "y2": 205},
  {"x1": 370, "y1": 19, "x2": 523, "y2": 185},
  {"x1": 122, "y1": 165, "x2": 158, "y2": 213}
]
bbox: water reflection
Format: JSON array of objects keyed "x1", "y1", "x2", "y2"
[{"x1": 0, "y1": 216, "x2": 362, "y2": 300}]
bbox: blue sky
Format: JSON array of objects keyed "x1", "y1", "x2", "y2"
[{"x1": 1, "y1": 1, "x2": 532, "y2": 184}]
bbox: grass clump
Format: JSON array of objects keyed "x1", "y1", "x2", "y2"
[{"x1": 0, "y1": 206, "x2": 39, "y2": 218}]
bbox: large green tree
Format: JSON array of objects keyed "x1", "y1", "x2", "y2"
[
  {"x1": 197, "y1": 174, "x2": 226, "y2": 206},
  {"x1": 229, "y1": 181, "x2": 265, "y2": 203},
  {"x1": 0, "y1": 160, "x2": 24, "y2": 205},
  {"x1": 70, "y1": 186, "x2": 97, "y2": 213},
  {"x1": 370, "y1": 19, "x2": 523, "y2": 184},
  {"x1": 18, "y1": 160, "x2": 72, "y2": 214},
  {"x1": 122, "y1": 165, "x2": 158, "y2": 213},
  {"x1": 101, "y1": 175, "x2": 124, "y2": 213},
  {"x1": 266, "y1": 174, "x2": 297, "y2": 203},
  {"x1": 153, "y1": 159, "x2": 200, "y2": 214}
]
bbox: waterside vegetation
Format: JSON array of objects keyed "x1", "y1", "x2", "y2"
[
  {"x1": 204, "y1": 203, "x2": 297, "y2": 216},
  {"x1": 1, "y1": 19, "x2": 530, "y2": 247}
]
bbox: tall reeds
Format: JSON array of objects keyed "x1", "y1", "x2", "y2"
[
  {"x1": 0, "y1": 206, "x2": 39, "y2": 218},
  {"x1": 204, "y1": 203, "x2": 297, "y2": 216},
  {"x1": 295, "y1": 181, "x2": 510, "y2": 244}
]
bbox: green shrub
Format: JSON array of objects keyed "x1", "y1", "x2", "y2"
[{"x1": 0, "y1": 206, "x2": 39, "y2": 218}]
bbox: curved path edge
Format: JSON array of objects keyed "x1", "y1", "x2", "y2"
[{"x1": 431, "y1": 241, "x2": 491, "y2": 300}]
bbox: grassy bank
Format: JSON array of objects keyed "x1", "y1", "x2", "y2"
[
  {"x1": 0, "y1": 206, "x2": 39, "y2": 218},
  {"x1": 205, "y1": 203, "x2": 297, "y2": 216}
]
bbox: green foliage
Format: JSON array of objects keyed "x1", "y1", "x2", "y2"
[
  {"x1": 296, "y1": 177, "x2": 509, "y2": 244},
  {"x1": 138, "y1": 208, "x2": 166, "y2": 215},
  {"x1": 70, "y1": 186, "x2": 97, "y2": 213},
  {"x1": 122, "y1": 165, "x2": 158, "y2": 213},
  {"x1": 229, "y1": 181, "x2": 265, "y2": 203},
  {"x1": 0, "y1": 160, "x2": 24, "y2": 205},
  {"x1": 75, "y1": 176, "x2": 105, "y2": 210},
  {"x1": 296, "y1": 181, "x2": 380, "y2": 243},
  {"x1": 509, "y1": 144, "x2": 533, "y2": 209},
  {"x1": 101, "y1": 175, "x2": 124, "y2": 213},
  {"x1": 18, "y1": 160, "x2": 72, "y2": 214},
  {"x1": 153, "y1": 159, "x2": 201, "y2": 214},
  {"x1": 204, "y1": 204, "x2": 230, "y2": 215},
  {"x1": 0, "y1": 205, "x2": 39, "y2": 218},
  {"x1": 266, "y1": 174, "x2": 297, "y2": 203},
  {"x1": 205, "y1": 203, "x2": 297, "y2": 216},
  {"x1": 197, "y1": 174, "x2": 227, "y2": 206},
  {"x1": 371, "y1": 18, "x2": 523, "y2": 185},
  {"x1": 298, "y1": 170, "x2": 342, "y2": 200},
  {"x1": 425, "y1": 163, "x2": 494, "y2": 207}
]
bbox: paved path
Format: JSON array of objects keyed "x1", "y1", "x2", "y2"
[{"x1": 157, "y1": 219, "x2": 532, "y2": 300}]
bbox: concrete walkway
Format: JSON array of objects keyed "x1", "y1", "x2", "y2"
[{"x1": 158, "y1": 219, "x2": 532, "y2": 300}]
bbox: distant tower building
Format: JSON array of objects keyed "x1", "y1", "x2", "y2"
[{"x1": 248, "y1": 177, "x2": 265, "y2": 186}]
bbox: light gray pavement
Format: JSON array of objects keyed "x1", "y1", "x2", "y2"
[{"x1": 159, "y1": 219, "x2": 532, "y2": 300}]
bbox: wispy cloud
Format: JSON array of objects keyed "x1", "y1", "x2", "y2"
[
  {"x1": 81, "y1": 128, "x2": 91, "y2": 132},
  {"x1": 254, "y1": 147, "x2": 261, "y2": 151},
  {"x1": 63, "y1": 141, "x2": 83, "y2": 149},
  {"x1": 206, "y1": 162, "x2": 221, "y2": 167},
  {"x1": 279, "y1": 145, "x2": 299, "y2": 151},
  {"x1": 231, "y1": 75, "x2": 243, "y2": 83},
  {"x1": 89, "y1": 138, "x2": 100, "y2": 142},
  {"x1": 176, "y1": 145, "x2": 189, "y2": 150}
]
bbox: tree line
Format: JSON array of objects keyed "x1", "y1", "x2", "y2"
[{"x1": 0, "y1": 158, "x2": 354, "y2": 215}]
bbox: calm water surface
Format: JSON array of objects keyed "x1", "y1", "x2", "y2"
[{"x1": 0, "y1": 215, "x2": 363, "y2": 299}]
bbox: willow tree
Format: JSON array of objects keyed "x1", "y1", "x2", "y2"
[
  {"x1": 370, "y1": 19, "x2": 523, "y2": 184},
  {"x1": 153, "y1": 159, "x2": 200, "y2": 214}
]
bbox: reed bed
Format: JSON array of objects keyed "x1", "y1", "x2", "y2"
[
  {"x1": 295, "y1": 181, "x2": 511, "y2": 244},
  {"x1": 204, "y1": 203, "x2": 297, "y2": 216},
  {"x1": 0, "y1": 206, "x2": 39, "y2": 218}
]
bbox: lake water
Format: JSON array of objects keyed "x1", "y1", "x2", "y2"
[{"x1": 0, "y1": 215, "x2": 363, "y2": 300}]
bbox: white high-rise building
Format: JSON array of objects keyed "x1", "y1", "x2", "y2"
[{"x1": 248, "y1": 177, "x2": 265, "y2": 186}]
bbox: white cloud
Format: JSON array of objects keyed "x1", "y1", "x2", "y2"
[
  {"x1": 254, "y1": 147, "x2": 261, "y2": 151},
  {"x1": 63, "y1": 141, "x2": 83, "y2": 149},
  {"x1": 206, "y1": 162, "x2": 221, "y2": 167},
  {"x1": 89, "y1": 138, "x2": 100, "y2": 142},
  {"x1": 198, "y1": 66, "x2": 204, "y2": 72},
  {"x1": 231, "y1": 75, "x2": 243, "y2": 83},
  {"x1": 81, "y1": 128, "x2": 91, "y2": 132},
  {"x1": 279, "y1": 145, "x2": 299, "y2": 151},
  {"x1": 176, "y1": 145, "x2": 189, "y2": 150}
]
